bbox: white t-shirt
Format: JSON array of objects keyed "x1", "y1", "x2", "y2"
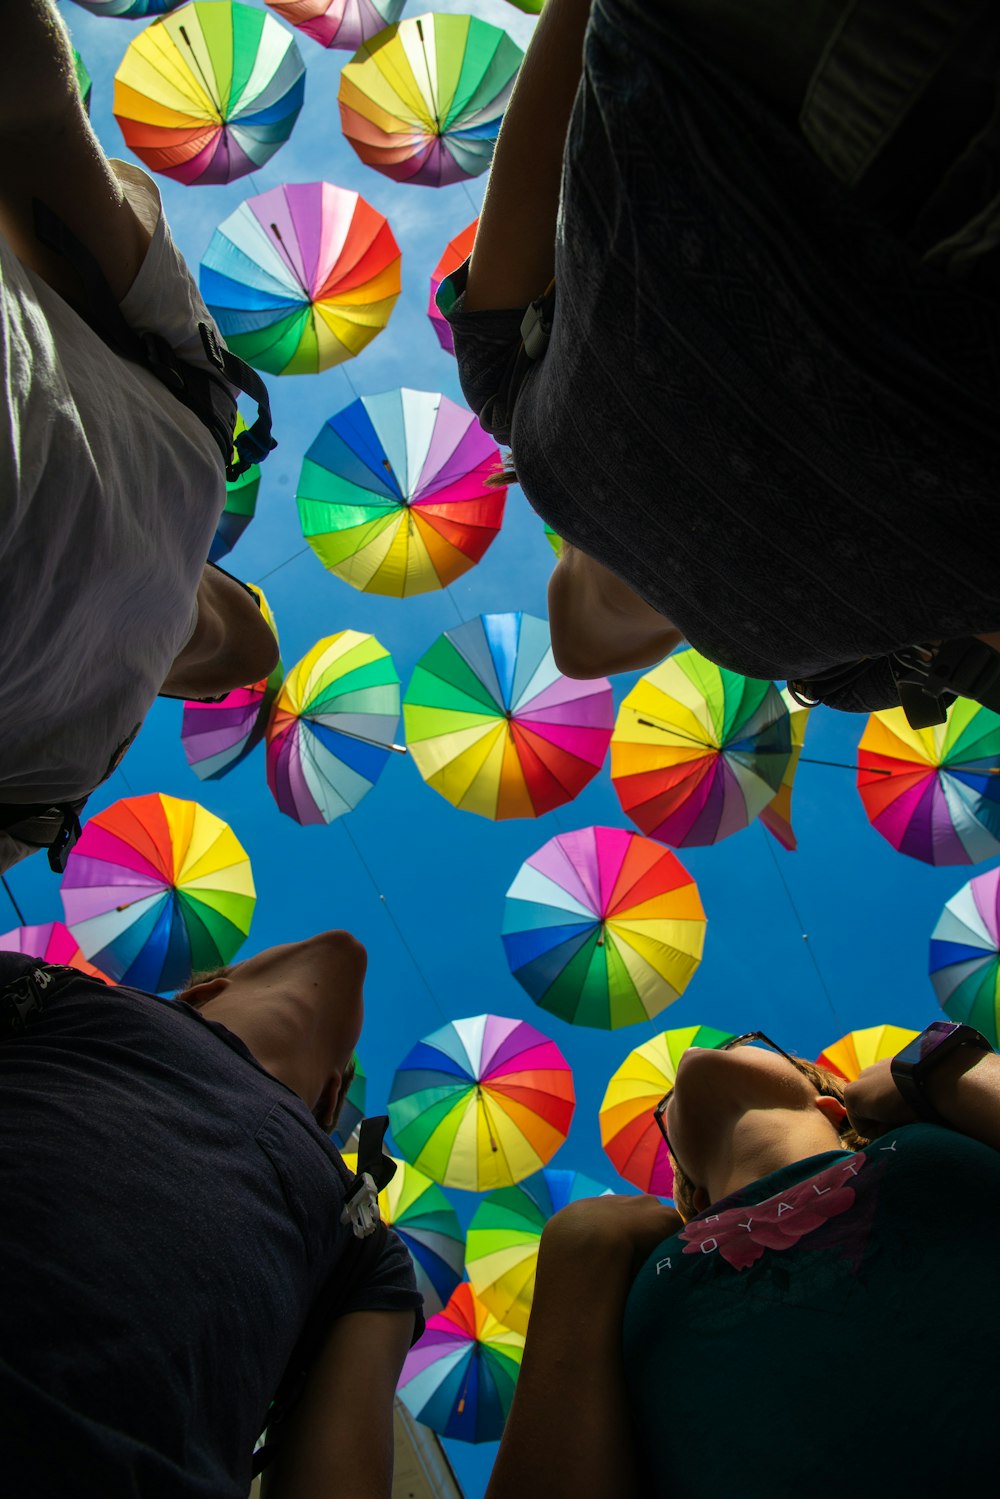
[{"x1": 0, "y1": 162, "x2": 233, "y2": 871}]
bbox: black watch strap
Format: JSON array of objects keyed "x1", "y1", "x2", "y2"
[{"x1": 891, "y1": 1021, "x2": 993, "y2": 1126}]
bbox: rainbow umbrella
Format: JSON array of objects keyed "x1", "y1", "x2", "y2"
[
  {"x1": 398, "y1": 1282, "x2": 524, "y2": 1444},
  {"x1": 857, "y1": 700, "x2": 1000, "y2": 866},
  {"x1": 599, "y1": 1025, "x2": 735, "y2": 1199},
  {"x1": 388, "y1": 1014, "x2": 575, "y2": 1192},
  {"x1": 930, "y1": 867, "x2": 1000, "y2": 1044},
  {"x1": 181, "y1": 586, "x2": 282, "y2": 781},
  {"x1": 60, "y1": 794, "x2": 255, "y2": 993},
  {"x1": 69, "y1": 0, "x2": 186, "y2": 14},
  {"x1": 265, "y1": 0, "x2": 405, "y2": 52},
  {"x1": 339, "y1": 13, "x2": 523, "y2": 187},
  {"x1": 502, "y1": 826, "x2": 707, "y2": 1029},
  {"x1": 330, "y1": 1053, "x2": 366, "y2": 1148},
  {"x1": 759, "y1": 688, "x2": 812, "y2": 852},
  {"x1": 114, "y1": 2, "x2": 305, "y2": 186},
  {"x1": 465, "y1": 1168, "x2": 612, "y2": 1335},
  {"x1": 297, "y1": 389, "x2": 506, "y2": 597},
  {"x1": 0, "y1": 921, "x2": 110, "y2": 983},
  {"x1": 210, "y1": 415, "x2": 261, "y2": 562},
  {"x1": 543, "y1": 521, "x2": 562, "y2": 558},
  {"x1": 200, "y1": 182, "x2": 401, "y2": 375},
  {"x1": 343, "y1": 1151, "x2": 464, "y2": 1316},
  {"x1": 428, "y1": 218, "x2": 477, "y2": 353},
  {"x1": 815, "y1": 1024, "x2": 920, "y2": 1081},
  {"x1": 74, "y1": 50, "x2": 93, "y2": 113},
  {"x1": 403, "y1": 613, "x2": 614, "y2": 820},
  {"x1": 611, "y1": 649, "x2": 792, "y2": 847},
  {"x1": 266, "y1": 632, "x2": 401, "y2": 825}
]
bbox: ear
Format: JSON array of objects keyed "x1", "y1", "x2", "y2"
[
  {"x1": 175, "y1": 974, "x2": 231, "y2": 1010},
  {"x1": 692, "y1": 1184, "x2": 711, "y2": 1213},
  {"x1": 813, "y1": 1093, "x2": 848, "y2": 1129},
  {"x1": 315, "y1": 1073, "x2": 343, "y2": 1135}
]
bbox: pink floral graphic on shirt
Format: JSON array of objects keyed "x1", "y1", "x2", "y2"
[{"x1": 679, "y1": 1152, "x2": 867, "y2": 1271}]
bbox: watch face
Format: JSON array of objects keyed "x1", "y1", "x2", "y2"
[{"x1": 894, "y1": 1022, "x2": 962, "y2": 1071}]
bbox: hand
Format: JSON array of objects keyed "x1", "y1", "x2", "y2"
[
  {"x1": 844, "y1": 1059, "x2": 920, "y2": 1139},
  {"x1": 538, "y1": 1194, "x2": 683, "y2": 1287}
]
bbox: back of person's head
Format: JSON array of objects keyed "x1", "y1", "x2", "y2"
[{"x1": 669, "y1": 1057, "x2": 870, "y2": 1221}]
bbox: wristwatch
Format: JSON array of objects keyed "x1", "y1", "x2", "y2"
[{"x1": 890, "y1": 1021, "x2": 993, "y2": 1126}]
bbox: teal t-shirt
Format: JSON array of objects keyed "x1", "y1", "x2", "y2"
[{"x1": 623, "y1": 1124, "x2": 1000, "y2": 1497}]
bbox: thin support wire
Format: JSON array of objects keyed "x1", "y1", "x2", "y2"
[
  {"x1": 1, "y1": 875, "x2": 26, "y2": 926},
  {"x1": 254, "y1": 545, "x2": 311, "y2": 585},
  {"x1": 338, "y1": 820, "x2": 447, "y2": 1023},
  {"x1": 757, "y1": 823, "x2": 842, "y2": 1029}
]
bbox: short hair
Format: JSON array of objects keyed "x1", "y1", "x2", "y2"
[
  {"x1": 174, "y1": 965, "x2": 232, "y2": 1007},
  {"x1": 669, "y1": 1057, "x2": 870, "y2": 1221}
]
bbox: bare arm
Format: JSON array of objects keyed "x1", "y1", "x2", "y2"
[
  {"x1": 464, "y1": 0, "x2": 592, "y2": 312},
  {"x1": 548, "y1": 543, "x2": 684, "y2": 678},
  {"x1": 0, "y1": 0, "x2": 150, "y2": 303},
  {"x1": 846, "y1": 1052, "x2": 1000, "y2": 1154},
  {"x1": 486, "y1": 1196, "x2": 682, "y2": 1499},
  {"x1": 260, "y1": 1308, "x2": 415, "y2": 1499}
]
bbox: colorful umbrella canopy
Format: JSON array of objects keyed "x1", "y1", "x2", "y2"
[
  {"x1": 465, "y1": 1168, "x2": 612, "y2": 1335},
  {"x1": 297, "y1": 389, "x2": 506, "y2": 597},
  {"x1": 210, "y1": 415, "x2": 261, "y2": 562},
  {"x1": 930, "y1": 867, "x2": 1000, "y2": 1045},
  {"x1": 114, "y1": 2, "x2": 305, "y2": 187},
  {"x1": 388, "y1": 1014, "x2": 575, "y2": 1192},
  {"x1": 60, "y1": 794, "x2": 255, "y2": 993},
  {"x1": 599, "y1": 1025, "x2": 735, "y2": 1199},
  {"x1": 857, "y1": 701, "x2": 1000, "y2": 866},
  {"x1": 74, "y1": 50, "x2": 93, "y2": 113},
  {"x1": 0, "y1": 921, "x2": 110, "y2": 983},
  {"x1": 181, "y1": 586, "x2": 282, "y2": 781},
  {"x1": 611, "y1": 649, "x2": 792, "y2": 848},
  {"x1": 266, "y1": 631, "x2": 401, "y2": 824},
  {"x1": 339, "y1": 13, "x2": 523, "y2": 187},
  {"x1": 543, "y1": 521, "x2": 562, "y2": 558},
  {"x1": 403, "y1": 613, "x2": 614, "y2": 820},
  {"x1": 69, "y1": 0, "x2": 186, "y2": 14},
  {"x1": 398, "y1": 1282, "x2": 524, "y2": 1444},
  {"x1": 331, "y1": 1052, "x2": 366, "y2": 1147},
  {"x1": 265, "y1": 0, "x2": 405, "y2": 52},
  {"x1": 815, "y1": 1024, "x2": 920, "y2": 1081},
  {"x1": 502, "y1": 826, "x2": 707, "y2": 1030},
  {"x1": 428, "y1": 218, "x2": 477, "y2": 353},
  {"x1": 759, "y1": 689, "x2": 812, "y2": 852},
  {"x1": 343, "y1": 1151, "x2": 464, "y2": 1316},
  {"x1": 200, "y1": 182, "x2": 401, "y2": 375}
]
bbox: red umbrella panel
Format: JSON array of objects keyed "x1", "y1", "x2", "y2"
[{"x1": 428, "y1": 218, "x2": 477, "y2": 353}]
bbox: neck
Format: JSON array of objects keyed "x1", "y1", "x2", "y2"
[
  {"x1": 196, "y1": 986, "x2": 334, "y2": 1111},
  {"x1": 705, "y1": 1109, "x2": 847, "y2": 1207}
]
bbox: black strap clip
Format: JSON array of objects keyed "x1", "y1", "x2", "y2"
[
  {"x1": 340, "y1": 1115, "x2": 397, "y2": 1239},
  {"x1": 892, "y1": 638, "x2": 1000, "y2": 730}
]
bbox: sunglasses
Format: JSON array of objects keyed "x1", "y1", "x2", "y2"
[{"x1": 653, "y1": 1032, "x2": 839, "y2": 1179}]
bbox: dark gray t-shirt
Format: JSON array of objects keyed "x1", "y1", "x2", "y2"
[{"x1": 0, "y1": 954, "x2": 422, "y2": 1498}]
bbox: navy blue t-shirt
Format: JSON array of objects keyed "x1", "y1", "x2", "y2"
[{"x1": 0, "y1": 955, "x2": 422, "y2": 1498}]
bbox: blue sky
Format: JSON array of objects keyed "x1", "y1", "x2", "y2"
[{"x1": 12, "y1": 4, "x2": 986, "y2": 1493}]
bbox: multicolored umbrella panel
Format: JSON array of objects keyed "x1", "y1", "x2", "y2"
[
  {"x1": 265, "y1": 0, "x2": 405, "y2": 52},
  {"x1": 599, "y1": 1025, "x2": 736, "y2": 1200},
  {"x1": 857, "y1": 701, "x2": 1000, "y2": 866},
  {"x1": 342, "y1": 1152, "x2": 464, "y2": 1317},
  {"x1": 758, "y1": 689, "x2": 812, "y2": 852},
  {"x1": 930, "y1": 868, "x2": 1000, "y2": 1046},
  {"x1": 339, "y1": 13, "x2": 523, "y2": 187},
  {"x1": 465, "y1": 1168, "x2": 613, "y2": 1335},
  {"x1": 815, "y1": 1024, "x2": 920, "y2": 1081},
  {"x1": 404, "y1": 613, "x2": 614, "y2": 820},
  {"x1": 297, "y1": 389, "x2": 506, "y2": 597},
  {"x1": 200, "y1": 182, "x2": 401, "y2": 375},
  {"x1": 181, "y1": 585, "x2": 283, "y2": 781},
  {"x1": 502, "y1": 826, "x2": 707, "y2": 1029},
  {"x1": 388, "y1": 1014, "x2": 575, "y2": 1192},
  {"x1": 74, "y1": 50, "x2": 93, "y2": 113},
  {"x1": 0, "y1": 922, "x2": 110, "y2": 983},
  {"x1": 266, "y1": 631, "x2": 402, "y2": 825},
  {"x1": 69, "y1": 0, "x2": 186, "y2": 14},
  {"x1": 330, "y1": 1052, "x2": 366, "y2": 1147},
  {"x1": 60, "y1": 794, "x2": 255, "y2": 993},
  {"x1": 114, "y1": 2, "x2": 306, "y2": 186},
  {"x1": 210, "y1": 415, "x2": 261, "y2": 562},
  {"x1": 428, "y1": 218, "x2": 477, "y2": 353},
  {"x1": 611, "y1": 649, "x2": 793, "y2": 847},
  {"x1": 397, "y1": 1282, "x2": 524, "y2": 1444}
]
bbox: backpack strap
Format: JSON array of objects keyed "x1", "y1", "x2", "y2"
[
  {"x1": 0, "y1": 799, "x2": 87, "y2": 872},
  {"x1": 32, "y1": 199, "x2": 275, "y2": 481}
]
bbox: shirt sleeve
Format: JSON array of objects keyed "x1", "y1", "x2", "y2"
[
  {"x1": 436, "y1": 258, "x2": 526, "y2": 447},
  {"x1": 342, "y1": 1228, "x2": 426, "y2": 1345}
]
